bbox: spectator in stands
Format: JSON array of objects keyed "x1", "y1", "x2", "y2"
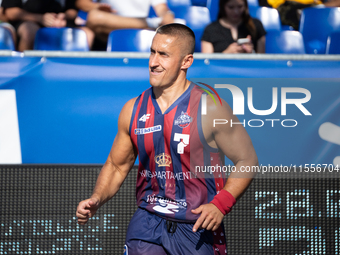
[
  {"x1": 0, "y1": 0, "x2": 85, "y2": 51},
  {"x1": 75, "y1": 0, "x2": 175, "y2": 50},
  {"x1": 201, "y1": 0, "x2": 266, "y2": 53},
  {"x1": 0, "y1": 5, "x2": 17, "y2": 46},
  {"x1": 266, "y1": 0, "x2": 340, "y2": 30}
]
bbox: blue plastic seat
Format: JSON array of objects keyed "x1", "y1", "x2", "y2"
[
  {"x1": 281, "y1": 25, "x2": 294, "y2": 31},
  {"x1": 34, "y1": 27, "x2": 89, "y2": 51},
  {"x1": 249, "y1": 6, "x2": 281, "y2": 32},
  {"x1": 77, "y1": 10, "x2": 88, "y2": 21},
  {"x1": 299, "y1": 7, "x2": 340, "y2": 54},
  {"x1": 206, "y1": 0, "x2": 219, "y2": 21},
  {"x1": 266, "y1": 31, "x2": 305, "y2": 54},
  {"x1": 149, "y1": 0, "x2": 192, "y2": 17},
  {"x1": 107, "y1": 29, "x2": 156, "y2": 52},
  {"x1": 326, "y1": 31, "x2": 340, "y2": 54},
  {"x1": 247, "y1": 0, "x2": 259, "y2": 7},
  {"x1": 168, "y1": 0, "x2": 192, "y2": 8},
  {"x1": 172, "y1": 6, "x2": 211, "y2": 52},
  {"x1": 191, "y1": 0, "x2": 207, "y2": 6},
  {"x1": 0, "y1": 25, "x2": 15, "y2": 50}
]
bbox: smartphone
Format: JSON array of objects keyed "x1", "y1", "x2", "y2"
[{"x1": 237, "y1": 38, "x2": 251, "y2": 44}]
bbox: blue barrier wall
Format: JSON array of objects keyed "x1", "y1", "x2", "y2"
[{"x1": 0, "y1": 52, "x2": 339, "y2": 164}]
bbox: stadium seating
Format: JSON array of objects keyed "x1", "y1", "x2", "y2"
[
  {"x1": 171, "y1": 6, "x2": 211, "y2": 52},
  {"x1": 249, "y1": 6, "x2": 281, "y2": 32},
  {"x1": 77, "y1": 10, "x2": 88, "y2": 24},
  {"x1": 281, "y1": 25, "x2": 294, "y2": 31},
  {"x1": 107, "y1": 29, "x2": 156, "y2": 52},
  {"x1": 206, "y1": 0, "x2": 219, "y2": 21},
  {"x1": 168, "y1": 0, "x2": 192, "y2": 8},
  {"x1": 0, "y1": 26, "x2": 15, "y2": 50},
  {"x1": 34, "y1": 27, "x2": 89, "y2": 51},
  {"x1": 247, "y1": 0, "x2": 259, "y2": 7},
  {"x1": 266, "y1": 31, "x2": 305, "y2": 54},
  {"x1": 326, "y1": 31, "x2": 340, "y2": 54},
  {"x1": 299, "y1": 7, "x2": 340, "y2": 54},
  {"x1": 191, "y1": 0, "x2": 207, "y2": 6},
  {"x1": 148, "y1": 0, "x2": 192, "y2": 17}
]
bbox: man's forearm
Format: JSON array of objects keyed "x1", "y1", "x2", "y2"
[
  {"x1": 223, "y1": 159, "x2": 258, "y2": 200},
  {"x1": 91, "y1": 161, "x2": 130, "y2": 207},
  {"x1": 5, "y1": 7, "x2": 43, "y2": 23}
]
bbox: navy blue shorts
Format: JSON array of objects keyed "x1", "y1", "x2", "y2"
[{"x1": 125, "y1": 208, "x2": 227, "y2": 255}]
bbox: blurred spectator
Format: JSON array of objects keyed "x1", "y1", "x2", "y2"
[
  {"x1": 75, "y1": 0, "x2": 175, "y2": 50},
  {"x1": 323, "y1": 0, "x2": 340, "y2": 6},
  {"x1": 266, "y1": 0, "x2": 340, "y2": 30},
  {"x1": 0, "y1": 4, "x2": 17, "y2": 46},
  {"x1": 201, "y1": 0, "x2": 266, "y2": 53},
  {"x1": 0, "y1": 0, "x2": 86, "y2": 51}
]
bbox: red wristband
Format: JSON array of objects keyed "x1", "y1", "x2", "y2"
[{"x1": 210, "y1": 190, "x2": 236, "y2": 215}]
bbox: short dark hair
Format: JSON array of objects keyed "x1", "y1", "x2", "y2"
[{"x1": 156, "y1": 23, "x2": 196, "y2": 54}]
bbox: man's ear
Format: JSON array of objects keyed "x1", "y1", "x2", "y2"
[{"x1": 181, "y1": 54, "x2": 194, "y2": 70}]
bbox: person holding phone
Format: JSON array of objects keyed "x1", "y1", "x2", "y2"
[{"x1": 201, "y1": 0, "x2": 266, "y2": 53}]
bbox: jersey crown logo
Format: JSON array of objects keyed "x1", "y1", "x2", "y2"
[{"x1": 155, "y1": 153, "x2": 172, "y2": 167}]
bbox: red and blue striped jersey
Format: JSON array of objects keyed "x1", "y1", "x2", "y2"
[{"x1": 129, "y1": 83, "x2": 226, "y2": 222}]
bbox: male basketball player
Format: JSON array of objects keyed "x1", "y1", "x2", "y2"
[{"x1": 76, "y1": 23, "x2": 258, "y2": 254}]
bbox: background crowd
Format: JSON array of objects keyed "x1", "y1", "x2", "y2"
[{"x1": 0, "y1": 0, "x2": 339, "y2": 53}]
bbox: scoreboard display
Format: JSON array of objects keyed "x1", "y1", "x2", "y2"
[
  {"x1": 1, "y1": 165, "x2": 339, "y2": 255},
  {"x1": 227, "y1": 177, "x2": 339, "y2": 254}
]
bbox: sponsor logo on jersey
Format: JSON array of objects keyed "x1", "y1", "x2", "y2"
[
  {"x1": 154, "y1": 153, "x2": 172, "y2": 167},
  {"x1": 139, "y1": 113, "x2": 150, "y2": 122},
  {"x1": 134, "y1": 125, "x2": 161, "y2": 135},
  {"x1": 174, "y1": 111, "x2": 192, "y2": 128},
  {"x1": 153, "y1": 202, "x2": 179, "y2": 214},
  {"x1": 147, "y1": 195, "x2": 186, "y2": 214},
  {"x1": 140, "y1": 169, "x2": 196, "y2": 181}
]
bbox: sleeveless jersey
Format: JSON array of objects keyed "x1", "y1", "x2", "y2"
[{"x1": 129, "y1": 83, "x2": 226, "y2": 222}]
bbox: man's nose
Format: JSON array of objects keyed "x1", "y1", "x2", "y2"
[{"x1": 149, "y1": 53, "x2": 159, "y2": 67}]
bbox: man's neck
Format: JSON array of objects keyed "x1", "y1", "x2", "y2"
[{"x1": 153, "y1": 79, "x2": 191, "y2": 114}]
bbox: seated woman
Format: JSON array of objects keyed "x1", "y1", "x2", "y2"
[{"x1": 201, "y1": 0, "x2": 266, "y2": 53}]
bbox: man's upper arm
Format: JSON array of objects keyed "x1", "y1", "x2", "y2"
[
  {"x1": 203, "y1": 97, "x2": 258, "y2": 166},
  {"x1": 202, "y1": 96, "x2": 258, "y2": 198},
  {"x1": 106, "y1": 98, "x2": 137, "y2": 174}
]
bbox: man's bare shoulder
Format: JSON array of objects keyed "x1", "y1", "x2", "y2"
[
  {"x1": 204, "y1": 94, "x2": 234, "y2": 119},
  {"x1": 122, "y1": 97, "x2": 138, "y2": 112},
  {"x1": 201, "y1": 93, "x2": 247, "y2": 139},
  {"x1": 118, "y1": 97, "x2": 138, "y2": 131}
]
